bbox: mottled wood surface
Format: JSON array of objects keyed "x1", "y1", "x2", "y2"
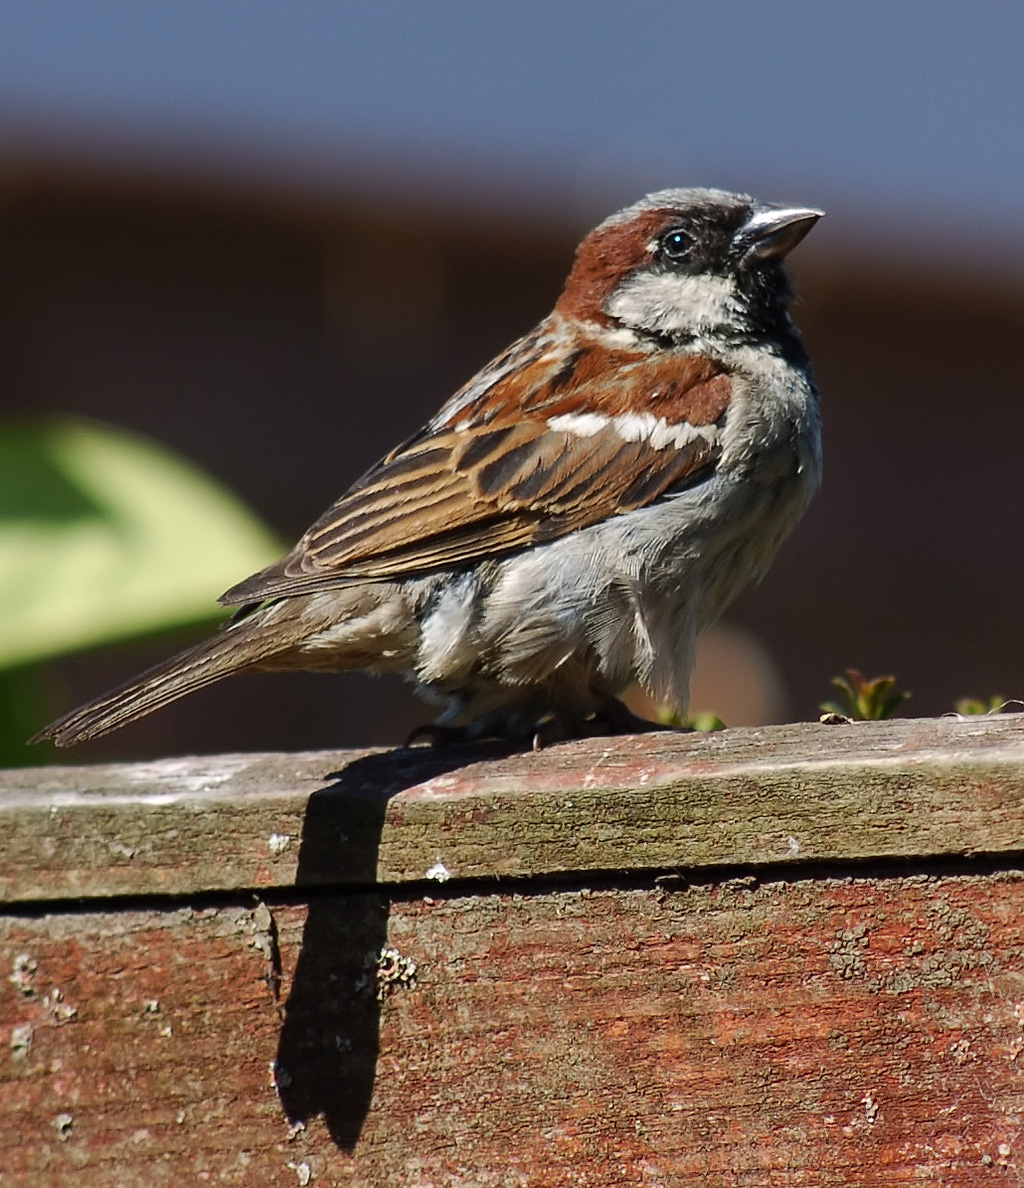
[
  {"x1": 2, "y1": 715, "x2": 1023, "y2": 903},
  {"x1": 4, "y1": 877, "x2": 1024, "y2": 1186},
  {"x1": 2, "y1": 716, "x2": 1024, "y2": 1185}
]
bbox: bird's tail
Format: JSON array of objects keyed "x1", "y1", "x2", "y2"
[{"x1": 32, "y1": 606, "x2": 307, "y2": 748}]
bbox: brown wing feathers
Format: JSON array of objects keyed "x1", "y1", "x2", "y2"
[{"x1": 221, "y1": 339, "x2": 730, "y2": 605}]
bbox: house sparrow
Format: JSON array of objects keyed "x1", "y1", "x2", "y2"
[{"x1": 36, "y1": 187, "x2": 822, "y2": 749}]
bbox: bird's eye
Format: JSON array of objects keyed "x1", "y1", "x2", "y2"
[{"x1": 659, "y1": 228, "x2": 695, "y2": 262}]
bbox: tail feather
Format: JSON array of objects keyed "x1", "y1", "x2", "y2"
[{"x1": 33, "y1": 609, "x2": 307, "y2": 748}]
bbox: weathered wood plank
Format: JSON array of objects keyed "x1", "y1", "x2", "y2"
[
  {"x1": 2, "y1": 716, "x2": 1023, "y2": 903},
  {"x1": 3, "y1": 716, "x2": 1024, "y2": 1183},
  {"x1": 2, "y1": 873, "x2": 1022, "y2": 1186}
]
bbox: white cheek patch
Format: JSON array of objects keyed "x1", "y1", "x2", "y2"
[
  {"x1": 548, "y1": 411, "x2": 718, "y2": 452},
  {"x1": 605, "y1": 272, "x2": 742, "y2": 336}
]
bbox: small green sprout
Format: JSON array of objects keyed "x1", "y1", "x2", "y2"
[
  {"x1": 820, "y1": 668, "x2": 910, "y2": 722},
  {"x1": 687, "y1": 712, "x2": 727, "y2": 732},
  {"x1": 654, "y1": 704, "x2": 726, "y2": 731},
  {"x1": 954, "y1": 695, "x2": 1014, "y2": 716}
]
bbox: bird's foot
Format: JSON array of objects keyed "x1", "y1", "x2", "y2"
[
  {"x1": 406, "y1": 698, "x2": 680, "y2": 752},
  {"x1": 530, "y1": 699, "x2": 680, "y2": 750},
  {"x1": 404, "y1": 723, "x2": 469, "y2": 749},
  {"x1": 589, "y1": 697, "x2": 676, "y2": 737}
]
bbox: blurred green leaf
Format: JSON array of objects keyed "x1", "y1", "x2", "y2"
[{"x1": 0, "y1": 417, "x2": 282, "y2": 669}]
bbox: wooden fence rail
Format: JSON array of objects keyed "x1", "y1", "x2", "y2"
[{"x1": 2, "y1": 715, "x2": 1023, "y2": 1185}]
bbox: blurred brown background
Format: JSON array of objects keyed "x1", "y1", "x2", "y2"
[
  {"x1": 3, "y1": 156, "x2": 1021, "y2": 761},
  {"x1": 1, "y1": 4, "x2": 1022, "y2": 760}
]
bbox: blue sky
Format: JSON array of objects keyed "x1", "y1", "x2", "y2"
[{"x1": 1, "y1": 2, "x2": 1022, "y2": 240}]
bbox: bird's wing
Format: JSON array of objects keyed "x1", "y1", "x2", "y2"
[{"x1": 220, "y1": 337, "x2": 731, "y2": 605}]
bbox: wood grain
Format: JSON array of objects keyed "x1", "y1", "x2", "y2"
[
  {"x1": 1, "y1": 715, "x2": 1023, "y2": 903},
  {"x1": 2, "y1": 715, "x2": 1024, "y2": 1184},
  {"x1": 3, "y1": 876, "x2": 1023, "y2": 1185}
]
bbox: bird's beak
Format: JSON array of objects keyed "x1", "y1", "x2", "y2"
[{"x1": 735, "y1": 206, "x2": 824, "y2": 262}]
